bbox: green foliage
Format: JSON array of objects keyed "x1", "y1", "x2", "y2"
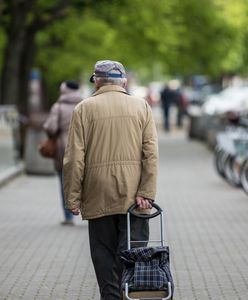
[
  {"x1": 36, "y1": 11, "x2": 117, "y2": 99},
  {"x1": 167, "y1": 0, "x2": 232, "y2": 76},
  {"x1": 215, "y1": 0, "x2": 248, "y2": 74},
  {"x1": 36, "y1": 0, "x2": 181, "y2": 95},
  {"x1": 35, "y1": 0, "x2": 248, "y2": 96},
  {"x1": 0, "y1": 28, "x2": 6, "y2": 69},
  {"x1": 3, "y1": 0, "x2": 248, "y2": 104}
]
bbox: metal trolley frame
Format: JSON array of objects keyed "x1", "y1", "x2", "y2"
[{"x1": 123, "y1": 203, "x2": 173, "y2": 300}]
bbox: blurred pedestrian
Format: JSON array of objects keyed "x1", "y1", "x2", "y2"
[
  {"x1": 160, "y1": 79, "x2": 182, "y2": 131},
  {"x1": 146, "y1": 87, "x2": 157, "y2": 106},
  {"x1": 63, "y1": 60, "x2": 158, "y2": 299},
  {"x1": 43, "y1": 80, "x2": 82, "y2": 226},
  {"x1": 160, "y1": 82, "x2": 172, "y2": 131}
]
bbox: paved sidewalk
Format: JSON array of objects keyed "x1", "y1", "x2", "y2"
[
  {"x1": 0, "y1": 130, "x2": 248, "y2": 299},
  {"x1": 158, "y1": 131, "x2": 248, "y2": 300},
  {"x1": 0, "y1": 128, "x2": 24, "y2": 187}
]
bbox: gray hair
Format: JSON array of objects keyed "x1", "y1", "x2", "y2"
[{"x1": 94, "y1": 76, "x2": 127, "y2": 87}]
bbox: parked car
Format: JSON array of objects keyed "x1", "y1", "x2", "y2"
[
  {"x1": 202, "y1": 86, "x2": 248, "y2": 115},
  {"x1": 188, "y1": 86, "x2": 248, "y2": 144},
  {"x1": 186, "y1": 84, "x2": 221, "y2": 139}
]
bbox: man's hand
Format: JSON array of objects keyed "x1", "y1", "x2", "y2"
[
  {"x1": 71, "y1": 208, "x2": 80, "y2": 215},
  {"x1": 136, "y1": 196, "x2": 152, "y2": 209}
]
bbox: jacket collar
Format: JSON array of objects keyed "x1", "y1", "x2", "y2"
[
  {"x1": 58, "y1": 91, "x2": 82, "y2": 104},
  {"x1": 92, "y1": 85, "x2": 128, "y2": 96}
]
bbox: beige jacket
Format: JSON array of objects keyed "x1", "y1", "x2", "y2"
[{"x1": 63, "y1": 85, "x2": 158, "y2": 219}]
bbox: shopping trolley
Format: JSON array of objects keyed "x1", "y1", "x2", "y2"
[{"x1": 120, "y1": 202, "x2": 174, "y2": 300}]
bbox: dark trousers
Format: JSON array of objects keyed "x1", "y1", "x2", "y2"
[
  {"x1": 162, "y1": 105, "x2": 170, "y2": 131},
  {"x1": 176, "y1": 104, "x2": 183, "y2": 128},
  {"x1": 88, "y1": 214, "x2": 149, "y2": 300}
]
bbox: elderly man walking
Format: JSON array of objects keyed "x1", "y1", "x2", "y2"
[{"x1": 63, "y1": 60, "x2": 158, "y2": 300}]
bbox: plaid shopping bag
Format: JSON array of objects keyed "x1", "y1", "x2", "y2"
[{"x1": 120, "y1": 246, "x2": 174, "y2": 294}]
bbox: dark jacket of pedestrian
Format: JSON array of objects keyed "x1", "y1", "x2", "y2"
[{"x1": 160, "y1": 86, "x2": 178, "y2": 108}]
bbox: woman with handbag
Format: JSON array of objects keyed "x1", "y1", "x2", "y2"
[{"x1": 43, "y1": 80, "x2": 82, "y2": 225}]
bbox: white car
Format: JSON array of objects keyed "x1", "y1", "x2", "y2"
[{"x1": 202, "y1": 86, "x2": 248, "y2": 115}]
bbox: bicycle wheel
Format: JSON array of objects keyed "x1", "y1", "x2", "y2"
[
  {"x1": 223, "y1": 154, "x2": 241, "y2": 187},
  {"x1": 214, "y1": 148, "x2": 227, "y2": 179},
  {"x1": 240, "y1": 159, "x2": 248, "y2": 195}
]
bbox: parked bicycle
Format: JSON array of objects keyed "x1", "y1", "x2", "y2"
[{"x1": 214, "y1": 114, "x2": 248, "y2": 195}]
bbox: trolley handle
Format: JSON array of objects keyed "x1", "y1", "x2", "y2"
[{"x1": 128, "y1": 202, "x2": 162, "y2": 219}]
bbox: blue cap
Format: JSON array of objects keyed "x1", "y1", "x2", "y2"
[{"x1": 90, "y1": 60, "x2": 126, "y2": 83}]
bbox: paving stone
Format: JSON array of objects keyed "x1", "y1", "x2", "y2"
[{"x1": 0, "y1": 130, "x2": 248, "y2": 299}]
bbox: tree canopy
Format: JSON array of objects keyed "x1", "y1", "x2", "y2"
[{"x1": 1, "y1": 0, "x2": 248, "y2": 108}]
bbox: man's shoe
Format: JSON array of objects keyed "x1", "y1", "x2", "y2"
[{"x1": 60, "y1": 220, "x2": 74, "y2": 226}]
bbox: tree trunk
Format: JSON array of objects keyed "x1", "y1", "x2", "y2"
[
  {"x1": 0, "y1": 32, "x2": 27, "y2": 106},
  {"x1": 0, "y1": 0, "x2": 72, "y2": 108},
  {"x1": 18, "y1": 28, "x2": 37, "y2": 116},
  {"x1": 0, "y1": 3, "x2": 27, "y2": 106}
]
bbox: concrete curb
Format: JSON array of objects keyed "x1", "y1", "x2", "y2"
[{"x1": 0, "y1": 162, "x2": 24, "y2": 188}]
